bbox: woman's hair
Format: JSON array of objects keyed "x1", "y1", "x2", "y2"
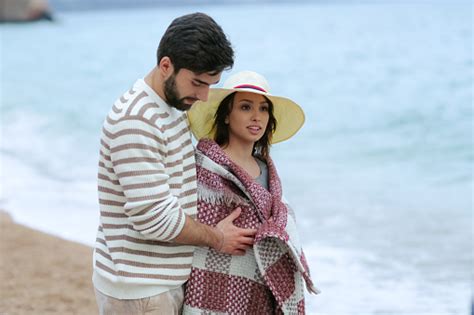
[
  {"x1": 157, "y1": 13, "x2": 234, "y2": 74},
  {"x1": 213, "y1": 92, "x2": 277, "y2": 160}
]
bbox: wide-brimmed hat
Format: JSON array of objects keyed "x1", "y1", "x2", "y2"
[{"x1": 187, "y1": 70, "x2": 305, "y2": 144}]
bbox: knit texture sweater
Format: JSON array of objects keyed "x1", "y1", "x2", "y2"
[
  {"x1": 183, "y1": 139, "x2": 319, "y2": 315},
  {"x1": 93, "y1": 79, "x2": 197, "y2": 299}
]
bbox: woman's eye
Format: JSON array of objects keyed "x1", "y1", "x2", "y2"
[
  {"x1": 241, "y1": 104, "x2": 251, "y2": 110},
  {"x1": 260, "y1": 106, "x2": 269, "y2": 112}
]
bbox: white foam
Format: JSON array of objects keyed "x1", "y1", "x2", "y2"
[
  {"x1": 303, "y1": 242, "x2": 470, "y2": 314},
  {"x1": 1, "y1": 154, "x2": 99, "y2": 246}
]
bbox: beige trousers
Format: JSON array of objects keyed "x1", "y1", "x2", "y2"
[{"x1": 94, "y1": 286, "x2": 184, "y2": 315}]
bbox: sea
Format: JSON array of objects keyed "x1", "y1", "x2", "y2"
[{"x1": 0, "y1": 2, "x2": 472, "y2": 314}]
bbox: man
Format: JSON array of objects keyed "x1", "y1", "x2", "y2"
[{"x1": 93, "y1": 13, "x2": 256, "y2": 314}]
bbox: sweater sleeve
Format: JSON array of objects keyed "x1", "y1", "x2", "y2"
[{"x1": 109, "y1": 117, "x2": 186, "y2": 241}]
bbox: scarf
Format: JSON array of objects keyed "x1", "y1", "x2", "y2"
[{"x1": 183, "y1": 139, "x2": 319, "y2": 315}]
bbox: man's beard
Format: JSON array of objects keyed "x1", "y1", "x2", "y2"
[{"x1": 164, "y1": 74, "x2": 197, "y2": 111}]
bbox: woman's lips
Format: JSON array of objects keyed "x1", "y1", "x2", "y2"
[{"x1": 247, "y1": 126, "x2": 262, "y2": 134}]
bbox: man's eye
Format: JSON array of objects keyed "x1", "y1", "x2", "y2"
[{"x1": 192, "y1": 81, "x2": 201, "y2": 87}]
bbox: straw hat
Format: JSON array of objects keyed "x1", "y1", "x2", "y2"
[{"x1": 187, "y1": 70, "x2": 305, "y2": 144}]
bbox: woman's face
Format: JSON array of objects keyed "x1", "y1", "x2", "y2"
[{"x1": 226, "y1": 92, "x2": 270, "y2": 146}]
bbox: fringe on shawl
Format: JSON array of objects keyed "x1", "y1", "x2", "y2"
[{"x1": 196, "y1": 183, "x2": 251, "y2": 208}]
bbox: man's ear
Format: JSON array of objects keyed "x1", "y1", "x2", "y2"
[{"x1": 158, "y1": 56, "x2": 174, "y2": 78}]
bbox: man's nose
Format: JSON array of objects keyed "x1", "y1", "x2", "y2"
[{"x1": 196, "y1": 86, "x2": 210, "y2": 102}]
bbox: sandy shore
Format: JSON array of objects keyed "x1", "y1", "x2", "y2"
[{"x1": 0, "y1": 211, "x2": 97, "y2": 314}]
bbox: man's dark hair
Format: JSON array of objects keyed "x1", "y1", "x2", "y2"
[
  {"x1": 213, "y1": 92, "x2": 277, "y2": 160},
  {"x1": 157, "y1": 12, "x2": 234, "y2": 74}
]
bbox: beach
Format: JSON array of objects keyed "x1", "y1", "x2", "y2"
[{"x1": 0, "y1": 211, "x2": 97, "y2": 315}]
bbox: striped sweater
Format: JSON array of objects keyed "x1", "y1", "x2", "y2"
[{"x1": 92, "y1": 79, "x2": 197, "y2": 299}]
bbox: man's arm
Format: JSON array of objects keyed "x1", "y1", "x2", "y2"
[
  {"x1": 108, "y1": 115, "x2": 255, "y2": 252},
  {"x1": 173, "y1": 207, "x2": 256, "y2": 256},
  {"x1": 109, "y1": 116, "x2": 190, "y2": 241}
]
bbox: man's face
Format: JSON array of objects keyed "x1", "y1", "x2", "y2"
[{"x1": 164, "y1": 69, "x2": 221, "y2": 111}]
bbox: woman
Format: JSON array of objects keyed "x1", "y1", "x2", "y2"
[{"x1": 183, "y1": 71, "x2": 319, "y2": 314}]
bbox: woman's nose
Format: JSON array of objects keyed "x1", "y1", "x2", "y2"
[{"x1": 252, "y1": 110, "x2": 262, "y2": 121}]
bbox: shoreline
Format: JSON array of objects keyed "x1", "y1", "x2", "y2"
[{"x1": 0, "y1": 210, "x2": 97, "y2": 314}]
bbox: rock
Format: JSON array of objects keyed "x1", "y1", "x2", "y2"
[{"x1": 0, "y1": 0, "x2": 53, "y2": 22}]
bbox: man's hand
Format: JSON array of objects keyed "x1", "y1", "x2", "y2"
[{"x1": 214, "y1": 207, "x2": 257, "y2": 256}]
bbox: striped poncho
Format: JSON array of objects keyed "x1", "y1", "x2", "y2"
[{"x1": 183, "y1": 139, "x2": 319, "y2": 315}]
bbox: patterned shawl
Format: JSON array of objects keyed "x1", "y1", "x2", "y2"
[{"x1": 183, "y1": 139, "x2": 319, "y2": 315}]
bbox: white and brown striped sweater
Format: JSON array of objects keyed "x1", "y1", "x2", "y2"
[{"x1": 92, "y1": 79, "x2": 197, "y2": 299}]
